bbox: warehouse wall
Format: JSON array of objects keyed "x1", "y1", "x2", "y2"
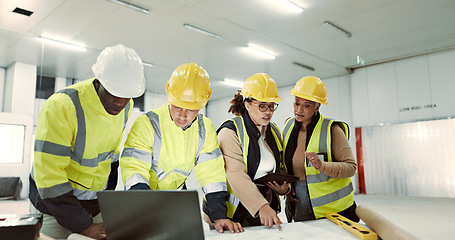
[
  {"x1": 351, "y1": 50, "x2": 455, "y2": 126},
  {"x1": 0, "y1": 67, "x2": 4, "y2": 110},
  {"x1": 351, "y1": 49, "x2": 455, "y2": 198}
]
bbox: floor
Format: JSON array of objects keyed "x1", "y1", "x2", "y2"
[{"x1": 1, "y1": 194, "x2": 454, "y2": 240}]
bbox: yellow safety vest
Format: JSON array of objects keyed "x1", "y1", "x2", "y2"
[
  {"x1": 222, "y1": 116, "x2": 283, "y2": 218},
  {"x1": 121, "y1": 103, "x2": 227, "y2": 195},
  {"x1": 32, "y1": 78, "x2": 132, "y2": 200},
  {"x1": 282, "y1": 115, "x2": 353, "y2": 219}
]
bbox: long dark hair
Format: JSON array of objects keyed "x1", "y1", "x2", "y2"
[{"x1": 228, "y1": 90, "x2": 252, "y2": 116}]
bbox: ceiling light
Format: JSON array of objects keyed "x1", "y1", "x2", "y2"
[
  {"x1": 38, "y1": 36, "x2": 87, "y2": 52},
  {"x1": 142, "y1": 62, "x2": 154, "y2": 67},
  {"x1": 292, "y1": 61, "x2": 315, "y2": 71},
  {"x1": 245, "y1": 44, "x2": 276, "y2": 60},
  {"x1": 324, "y1": 21, "x2": 351, "y2": 38},
  {"x1": 183, "y1": 24, "x2": 223, "y2": 40},
  {"x1": 272, "y1": 0, "x2": 304, "y2": 13},
  {"x1": 223, "y1": 78, "x2": 244, "y2": 88},
  {"x1": 107, "y1": 0, "x2": 149, "y2": 14}
]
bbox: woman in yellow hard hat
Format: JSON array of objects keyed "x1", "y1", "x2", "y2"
[
  {"x1": 217, "y1": 73, "x2": 289, "y2": 230},
  {"x1": 120, "y1": 63, "x2": 243, "y2": 234},
  {"x1": 282, "y1": 76, "x2": 359, "y2": 222}
]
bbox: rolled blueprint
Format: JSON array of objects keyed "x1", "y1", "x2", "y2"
[{"x1": 356, "y1": 205, "x2": 418, "y2": 240}]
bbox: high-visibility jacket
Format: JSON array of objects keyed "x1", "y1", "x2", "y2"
[
  {"x1": 32, "y1": 78, "x2": 132, "y2": 200},
  {"x1": 121, "y1": 103, "x2": 227, "y2": 196},
  {"x1": 282, "y1": 115, "x2": 354, "y2": 219},
  {"x1": 219, "y1": 114, "x2": 283, "y2": 219}
]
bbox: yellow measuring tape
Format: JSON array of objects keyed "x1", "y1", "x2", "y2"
[{"x1": 326, "y1": 213, "x2": 377, "y2": 240}]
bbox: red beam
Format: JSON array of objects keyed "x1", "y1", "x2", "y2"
[{"x1": 355, "y1": 127, "x2": 366, "y2": 194}]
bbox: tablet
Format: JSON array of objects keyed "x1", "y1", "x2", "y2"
[{"x1": 253, "y1": 172, "x2": 299, "y2": 185}]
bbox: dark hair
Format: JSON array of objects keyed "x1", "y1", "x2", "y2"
[{"x1": 228, "y1": 90, "x2": 252, "y2": 116}]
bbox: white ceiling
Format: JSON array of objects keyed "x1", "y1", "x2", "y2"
[{"x1": 1, "y1": 0, "x2": 455, "y2": 100}]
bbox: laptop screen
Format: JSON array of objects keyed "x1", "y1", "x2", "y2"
[{"x1": 97, "y1": 190, "x2": 205, "y2": 240}]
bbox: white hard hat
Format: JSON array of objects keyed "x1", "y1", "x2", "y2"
[{"x1": 92, "y1": 44, "x2": 146, "y2": 98}]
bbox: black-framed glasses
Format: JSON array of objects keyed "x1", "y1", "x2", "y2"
[{"x1": 250, "y1": 102, "x2": 279, "y2": 112}]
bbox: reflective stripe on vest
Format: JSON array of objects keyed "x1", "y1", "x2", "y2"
[
  {"x1": 232, "y1": 117, "x2": 245, "y2": 150},
  {"x1": 311, "y1": 182, "x2": 354, "y2": 208},
  {"x1": 146, "y1": 111, "x2": 206, "y2": 181},
  {"x1": 282, "y1": 118, "x2": 295, "y2": 141},
  {"x1": 30, "y1": 174, "x2": 73, "y2": 199},
  {"x1": 282, "y1": 118, "x2": 295, "y2": 169},
  {"x1": 202, "y1": 182, "x2": 227, "y2": 195},
  {"x1": 123, "y1": 172, "x2": 150, "y2": 190},
  {"x1": 283, "y1": 117, "x2": 330, "y2": 154},
  {"x1": 270, "y1": 124, "x2": 282, "y2": 143}
]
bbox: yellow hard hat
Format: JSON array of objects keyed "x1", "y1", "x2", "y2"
[
  {"x1": 240, "y1": 73, "x2": 282, "y2": 102},
  {"x1": 290, "y1": 76, "x2": 328, "y2": 105},
  {"x1": 166, "y1": 63, "x2": 211, "y2": 110}
]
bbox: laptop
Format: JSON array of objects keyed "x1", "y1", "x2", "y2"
[{"x1": 97, "y1": 190, "x2": 205, "y2": 240}]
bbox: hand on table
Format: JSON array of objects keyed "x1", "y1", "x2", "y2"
[
  {"x1": 258, "y1": 204, "x2": 282, "y2": 231},
  {"x1": 214, "y1": 219, "x2": 244, "y2": 233},
  {"x1": 80, "y1": 223, "x2": 106, "y2": 239}
]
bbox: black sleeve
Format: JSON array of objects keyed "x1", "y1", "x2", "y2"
[
  {"x1": 129, "y1": 183, "x2": 150, "y2": 190},
  {"x1": 204, "y1": 191, "x2": 229, "y2": 222},
  {"x1": 106, "y1": 161, "x2": 119, "y2": 190},
  {"x1": 43, "y1": 192, "x2": 93, "y2": 233},
  {"x1": 29, "y1": 175, "x2": 92, "y2": 233},
  {"x1": 216, "y1": 121, "x2": 236, "y2": 134}
]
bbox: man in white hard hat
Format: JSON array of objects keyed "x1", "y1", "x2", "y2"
[{"x1": 29, "y1": 44, "x2": 146, "y2": 240}]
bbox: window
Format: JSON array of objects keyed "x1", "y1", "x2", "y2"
[
  {"x1": 133, "y1": 94, "x2": 144, "y2": 112},
  {"x1": 36, "y1": 75, "x2": 55, "y2": 99},
  {"x1": 0, "y1": 123, "x2": 25, "y2": 164}
]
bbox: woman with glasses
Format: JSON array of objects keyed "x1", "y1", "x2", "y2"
[
  {"x1": 282, "y1": 76, "x2": 359, "y2": 223},
  {"x1": 217, "y1": 73, "x2": 289, "y2": 230}
]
